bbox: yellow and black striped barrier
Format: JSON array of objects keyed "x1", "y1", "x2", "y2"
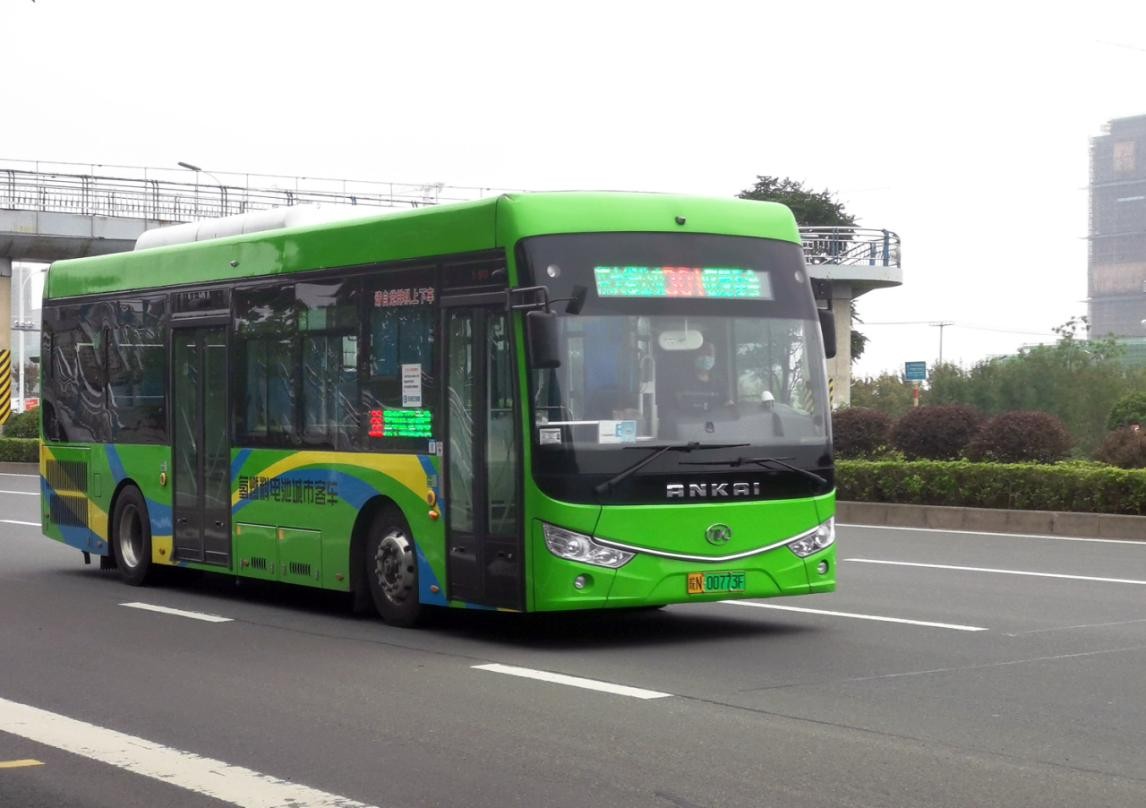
[{"x1": 0, "y1": 349, "x2": 11, "y2": 426}]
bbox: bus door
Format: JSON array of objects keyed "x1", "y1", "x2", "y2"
[
  {"x1": 171, "y1": 322, "x2": 231, "y2": 566},
  {"x1": 441, "y1": 296, "x2": 522, "y2": 609}
]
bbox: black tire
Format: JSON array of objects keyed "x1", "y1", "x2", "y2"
[
  {"x1": 364, "y1": 509, "x2": 423, "y2": 627},
  {"x1": 111, "y1": 486, "x2": 154, "y2": 586}
]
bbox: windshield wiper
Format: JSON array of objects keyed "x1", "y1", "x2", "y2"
[
  {"x1": 593, "y1": 442, "x2": 749, "y2": 495},
  {"x1": 679, "y1": 455, "x2": 828, "y2": 486}
]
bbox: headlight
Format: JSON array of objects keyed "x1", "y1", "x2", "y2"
[
  {"x1": 787, "y1": 518, "x2": 835, "y2": 558},
  {"x1": 542, "y1": 523, "x2": 635, "y2": 569}
]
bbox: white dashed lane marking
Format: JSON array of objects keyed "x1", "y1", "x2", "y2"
[
  {"x1": 0, "y1": 695, "x2": 375, "y2": 807},
  {"x1": 473, "y1": 663, "x2": 673, "y2": 699},
  {"x1": 120, "y1": 602, "x2": 233, "y2": 623},
  {"x1": 720, "y1": 600, "x2": 989, "y2": 631}
]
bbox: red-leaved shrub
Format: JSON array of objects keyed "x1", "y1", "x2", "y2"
[
  {"x1": 1095, "y1": 427, "x2": 1146, "y2": 469},
  {"x1": 890, "y1": 405, "x2": 981, "y2": 460},
  {"x1": 832, "y1": 407, "x2": 893, "y2": 459},
  {"x1": 966, "y1": 411, "x2": 1073, "y2": 464}
]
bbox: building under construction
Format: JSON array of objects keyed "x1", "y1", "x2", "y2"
[{"x1": 1089, "y1": 114, "x2": 1146, "y2": 338}]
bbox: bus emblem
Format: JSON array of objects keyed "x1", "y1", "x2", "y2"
[{"x1": 706, "y1": 524, "x2": 733, "y2": 545}]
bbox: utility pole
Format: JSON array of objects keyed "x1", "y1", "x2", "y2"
[{"x1": 930, "y1": 321, "x2": 954, "y2": 365}]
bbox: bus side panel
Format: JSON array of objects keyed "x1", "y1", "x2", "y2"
[
  {"x1": 106, "y1": 444, "x2": 175, "y2": 565},
  {"x1": 228, "y1": 449, "x2": 447, "y2": 600},
  {"x1": 41, "y1": 443, "x2": 103, "y2": 555},
  {"x1": 40, "y1": 442, "x2": 173, "y2": 561}
]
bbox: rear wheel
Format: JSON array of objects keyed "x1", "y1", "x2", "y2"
[
  {"x1": 365, "y1": 510, "x2": 423, "y2": 627},
  {"x1": 112, "y1": 486, "x2": 154, "y2": 586}
]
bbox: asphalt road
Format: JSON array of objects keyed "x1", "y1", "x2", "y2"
[{"x1": 2, "y1": 469, "x2": 1145, "y2": 807}]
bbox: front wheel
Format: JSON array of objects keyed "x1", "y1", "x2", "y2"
[
  {"x1": 112, "y1": 486, "x2": 154, "y2": 586},
  {"x1": 365, "y1": 511, "x2": 423, "y2": 627}
]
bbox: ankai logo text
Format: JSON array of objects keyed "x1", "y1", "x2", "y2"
[{"x1": 666, "y1": 482, "x2": 761, "y2": 499}]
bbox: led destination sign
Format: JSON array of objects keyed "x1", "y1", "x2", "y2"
[{"x1": 593, "y1": 266, "x2": 772, "y2": 300}]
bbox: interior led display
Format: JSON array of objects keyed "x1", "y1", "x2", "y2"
[{"x1": 368, "y1": 408, "x2": 433, "y2": 439}]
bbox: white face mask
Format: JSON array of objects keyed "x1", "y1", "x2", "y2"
[{"x1": 696, "y1": 355, "x2": 716, "y2": 372}]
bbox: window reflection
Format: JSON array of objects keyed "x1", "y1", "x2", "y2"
[{"x1": 533, "y1": 314, "x2": 827, "y2": 447}]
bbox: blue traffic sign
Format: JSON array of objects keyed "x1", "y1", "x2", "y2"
[{"x1": 904, "y1": 361, "x2": 927, "y2": 381}]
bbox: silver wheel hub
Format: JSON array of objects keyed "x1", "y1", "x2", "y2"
[
  {"x1": 374, "y1": 530, "x2": 415, "y2": 604},
  {"x1": 119, "y1": 504, "x2": 143, "y2": 569}
]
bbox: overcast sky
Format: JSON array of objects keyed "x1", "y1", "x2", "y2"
[{"x1": 7, "y1": 0, "x2": 1145, "y2": 377}]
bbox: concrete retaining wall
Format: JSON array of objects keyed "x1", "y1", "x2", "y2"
[{"x1": 838, "y1": 501, "x2": 1146, "y2": 541}]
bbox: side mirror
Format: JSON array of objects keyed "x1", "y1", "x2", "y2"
[
  {"x1": 526, "y1": 310, "x2": 561, "y2": 369},
  {"x1": 818, "y1": 309, "x2": 837, "y2": 359}
]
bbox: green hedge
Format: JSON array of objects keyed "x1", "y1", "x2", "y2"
[
  {"x1": 1, "y1": 410, "x2": 39, "y2": 439},
  {"x1": 0, "y1": 438, "x2": 39, "y2": 463},
  {"x1": 837, "y1": 459, "x2": 1146, "y2": 516}
]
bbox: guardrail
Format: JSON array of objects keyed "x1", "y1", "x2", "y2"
[
  {"x1": 0, "y1": 159, "x2": 507, "y2": 223},
  {"x1": 799, "y1": 226, "x2": 900, "y2": 268}
]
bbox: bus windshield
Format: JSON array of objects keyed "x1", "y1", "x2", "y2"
[{"x1": 520, "y1": 232, "x2": 832, "y2": 503}]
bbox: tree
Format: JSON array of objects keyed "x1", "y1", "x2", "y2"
[
  {"x1": 850, "y1": 372, "x2": 918, "y2": 419},
  {"x1": 1107, "y1": 392, "x2": 1146, "y2": 431},
  {"x1": 926, "y1": 318, "x2": 1146, "y2": 454},
  {"x1": 737, "y1": 176, "x2": 866, "y2": 362},
  {"x1": 737, "y1": 176, "x2": 856, "y2": 228},
  {"x1": 849, "y1": 301, "x2": 869, "y2": 365}
]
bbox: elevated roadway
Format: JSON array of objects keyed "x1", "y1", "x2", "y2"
[{"x1": 2, "y1": 160, "x2": 901, "y2": 408}]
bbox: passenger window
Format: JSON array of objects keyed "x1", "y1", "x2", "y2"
[
  {"x1": 235, "y1": 285, "x2": 297, "y2": 446},
  {"x1": 362, "y1": 267, "x2": 438, "y2": 452},
  {"x1": 107, "y1": 297, "x2": 168, "y2": 444},
  {"x1": 41, "y1": 304, "x2": 110, "y2": 443},
  {"x1": 298, "y1": 279, "x2": 360, "y2": 450}
]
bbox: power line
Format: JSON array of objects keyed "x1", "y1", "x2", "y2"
[
  {"x1": 864, "y1": 321, "x2": 1057, "y2": 338},
  {"x1": 955, "y1": 324, "x2": 1058, "y2": 337}
]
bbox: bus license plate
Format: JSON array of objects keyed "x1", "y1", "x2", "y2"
[{"x1": 687, "y1": 571, "x2": 746, "y2": 595}]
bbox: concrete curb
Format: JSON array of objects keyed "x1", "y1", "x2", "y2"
[
  {"x1": 838, "y1": 501, "x2": 1146, "y2": 541},
  {"x1": 0, "y1": 462, "x2": 38, "y2": 475}
]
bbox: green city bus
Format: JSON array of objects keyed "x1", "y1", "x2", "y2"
[{"x1": 39, "y1": 193, "x2": 837, "y2": 625}]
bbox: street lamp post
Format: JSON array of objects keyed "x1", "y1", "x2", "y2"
[
  {"x1": 177, "y1": 161, "x2": 226, "y2": 219},
  {"x1": 178, "y1": 160, "x2": 201, "y2": 218}
]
